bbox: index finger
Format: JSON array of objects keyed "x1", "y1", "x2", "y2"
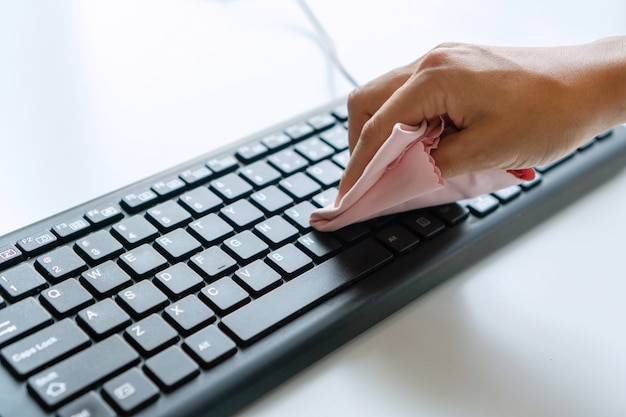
[{"x1": 347, "y1": 64, "x2": 417, "y2": 155}]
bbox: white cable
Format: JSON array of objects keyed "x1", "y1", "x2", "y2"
[{"x1": 296, "y1": 0, "x2": 360, "y2": 88}]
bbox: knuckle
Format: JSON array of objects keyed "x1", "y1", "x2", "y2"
[
  {"x1": 359, "y1": 118, "x2": 383, "y2": 147},
  {"x1": 419, "y1": 42, "x2": 469, "y2": 70},
  {"x1": 346, "y1": 86, "x2": 366, "y2": 114},
  {"x1": 419, "y1": 48, "x2": 453, "y2": 69},
  {"x1": 434, "y1": 41, "x2": 465, "y2": 50}
]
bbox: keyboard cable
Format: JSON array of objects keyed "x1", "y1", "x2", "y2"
[{"x1": 295, "y1": 0, "x2": 361, "y2": 88}]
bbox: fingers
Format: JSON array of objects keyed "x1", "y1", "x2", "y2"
[
  {"x1": 347, "y1": 65, "x2": 415, "y2": 154},
  {"x1": 429, "y1": 126, "x2": 483, "y2": 178},
  {"x1": 338, "y1": 71, "x2": 449, "y2": 200},
  {"x1": 336, "y1": 67, "x2": 414, "y2": 202}
]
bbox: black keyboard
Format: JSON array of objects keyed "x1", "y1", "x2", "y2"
[{"x1": 1, "y1": 97, "x2": 625, "y2": 417}]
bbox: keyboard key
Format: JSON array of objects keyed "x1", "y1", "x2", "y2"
[
  {"x1": 220, "y1": 200, "x2": 264, "y2": 229},
  {"x1": 493, "y1": 185, "x2": 522, "y2": 203},
  {"x1": 331, "y1": 104, "x2": 348, "y2": 121},
  {"x1": 146, "y1": 200, "x2": 192, "y2": 232},
  {"x1": 221, "y1": 239, "x2": 392, "y2": 344},
  {"x1": 254, "y1": 216, "x2": 299, "y2": 246},
  {"x1": 223, "y1": 230, "x2": 269, "y2": 262},
  {"x1": 375, "y1": 224, "x2": 420, "y2": 255},
  {"x1": 284, "y1": 201, "x2": 317, "y2": 230},
  {"x1": 188, "y1": 213, "x2": 234, "y2": 245},
  {"x1": 285, "y1": 122, "x2": 314, "y2": 140},
  {"x1": 27, "y1": 335, "x2": 140, "y2": 408},
  {"x1": 206, "y1": 154, "x2": 238, "y2": 174},
  {"x1": 119, "y1": 244, "x2": 168, "y2": 278},
  {"x1": 331, "y1": 149, "x2": 350, "y2": 169},
  {"x1": 239, "y1": 161, "x2": 281, "y2": 187},
  {"x1": 234, "y1": 259, "x2": 282, "y2": 296},
  {"x1": 163, "y1": 295, "x2": 216, "y2": 335},
  {"x1": 189, "y1": 247, "x2": 237, "y2": 281},
  {"x1": 250, "y1": 185, "x2": 294, "y2": 214},
  {"x1": 266, "y1": 244, "x2": 313, "y2": 278},
  {"x1": 429, "y1": 203, "x2": 470, "y2": 226},
  {"x1": 294, "y1": 137, "x2": 334, "y2": 162},
  {"x1": 319, "y1": 125, "x2": 348, "y2": 150},
  {"x1": 0, "y1": 297, "x2": 52, "y2": 348},
  {"x1": 117, "y1": 280, "x2": 169, "y2": 319},
  {"x1": 151, "y1": 177, "x2": 186, "y2": 198},
  {"x1": 307, "y1": 113, "x2": 336, "y2": 131},
  {"x1": 154, "y1": 228, "x2": 202, "y2": 261},
  {"x1": 466, "y1": 194, "x2": 500, "y2": 217},
  {"x1": 155, "y1": 263, "x2": 205, "y2": 299},
  {"x1": 75, "y1": 230, "x2": 124, "y2": 265},
  {"x1": 312, "y1": 187, "x2": 338, "y2": 208},
  {"x1": 0, "y1": 244, "x2": 23, "y2": 271},
  {"x1": 279, "y1": 172, "x2": 321, "y2": 200},
  {"x1": 260, "y1": 132, "x2": 291, "y2": 150},
  {"x1": 367, "y1": 214, "x2": 396, "y2": 229},
  {"x1": 179, "y1": 187, "x2": 223, "y2": 216},
  {"x1": 596, "y1": 128, "x2": 613, "y2": 140},
  {"x1": 102, "y1": 368, "x2": 159, "y2": 414},
  {"x1": 0, "y1": 263, "x2": 48, "y2": 302},
  {"x1": 402, "y1": 211, "x2": 446, "y2": 240},
  {"x1": 199, "y1": 278, "x2": 249, "y2": 314},
  {"x1": 80, "y1": 261, "x2": 132, "y2": 298},
  {"x1": 179, "y1": 165, "x2": 212, "y2": 185},
  {"x1": 120, "y1": 189, "x2": 158, "y2": 212},
  {"x1": 125, "y1": 314, "x2": 178, "y2": 356},
  {"x1": 77, "y1": 299, "x2": 131, "y2": 339},
  {"x1": 334, "y1": 222, "x2": 370, "y2": 243},
  {"x1": 267, "y1": 148, "x2": 308, "y2": 175},
  {"x1": 1, "y1": 319, "x2": 90, "y2": 377},
  {"x1": 144, "y1": 345, "x2": 199, "y2": 391},
  {"x1": 183, "y1": 325, "x2": 236, "y2": 368},
  {"x1": 235, "y1": 142, "x2": 268, "y2": 162},
  {"x1": 40, "y1": 278, "x2": 94, "y2": 317},
  {"x1": 35, "y1": 246, "x2": 87, "y2": 283},
  {"x1": 111, "y1": 215, "x2": 159, "y2": 247},
  {"x1": 52, "y1": 218, "x2": 90, "y2": 240},
  {"x1": 297, "y1": 231, "x2": 342, "y2": 261},
  {"x1": 210, "y1": 173, "x2": 253, "y2": 201},
  {"x1": 84, "y1": 204, "x2": 123, "y2": 227},
  {"x1": 306, "y1": 159, "x2": 343, "y2": 187},
  {"x1": 57, "y1": 392, "x2": 116, "y2": 417},
  {"x1": 16, "y1": 230, "x2": 58, "y2": 256}
]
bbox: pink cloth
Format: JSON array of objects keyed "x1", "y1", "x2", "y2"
[{"x1": 309, "y1": 118, "x2": 535, "y2": 232}]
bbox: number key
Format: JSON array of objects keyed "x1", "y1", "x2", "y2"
[
  {"x1": 146, "y1": 201, "x2": 192, "y2": 232},
  {"x1": 75, "y1": 230, "x2": 124, "y2": 264},
  {"x1": 35, "y1": 246, "x2": 87, "y2": 283},
  {"x1": 0, "y1": 264, "x2": 47, "y2": 302}
]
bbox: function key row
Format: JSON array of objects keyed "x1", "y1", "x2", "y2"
[
  {"x1": 118, "y1": 109, "x2": 347, "y2": 213},
  {"x1": 3, "y1": 204, "x2": 124, "y2": 268}
]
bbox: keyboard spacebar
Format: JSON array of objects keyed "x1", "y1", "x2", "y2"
[{"x1": 221, "y1": 239, "x2": 392, "y2": 344}]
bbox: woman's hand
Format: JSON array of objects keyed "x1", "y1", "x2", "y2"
[{"x1": 338, "y1": 37, "x2": 626, "y2": 201}]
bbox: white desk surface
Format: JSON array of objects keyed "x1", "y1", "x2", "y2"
[{"x1": 1, "y1": 1, "x2": 626, "y2": 416}]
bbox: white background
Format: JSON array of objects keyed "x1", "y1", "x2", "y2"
[{"x1": 1, "y1": 1, "x2": 626, "y2": 416}]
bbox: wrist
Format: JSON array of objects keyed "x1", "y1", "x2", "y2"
[{"x1": 580, "y1": 37, "x2": 626, "y2": 133}]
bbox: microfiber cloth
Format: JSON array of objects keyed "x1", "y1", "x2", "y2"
[{"x1": 309, "y1": 117, "x2": 535, "y2": 232}]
